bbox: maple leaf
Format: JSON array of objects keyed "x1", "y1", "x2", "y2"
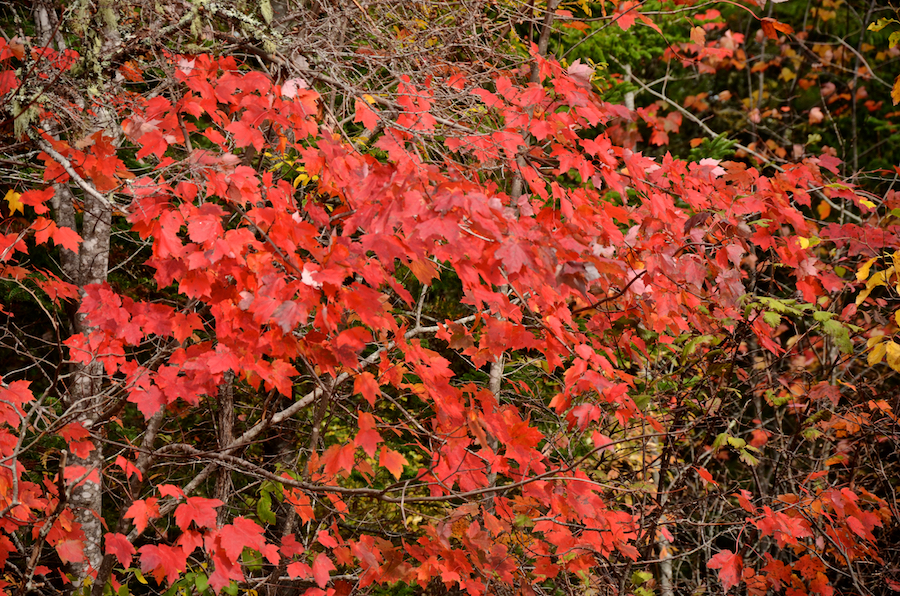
[
  {"x1": 0, "y1": 535, "x2": 14, "y2": 568},
  {"x1": 760, "y1": 17, "x2": 794, "y2": 40},
  {"x1": 128, "y1": 384, "x2": 166, "y2": 419},
  {"x1": 707, "y1": 549, "x2": 743, "y2": 591},
  {"x1": 893, "y1": 75, "x2": 900, "y2": 106},
  {"x1": 139, "y1": 544, "x2": 188, "y2": 585},
  {"x1": 55, "y1": 539, "x2": 84, "y2": 564},
  {"x1": 226, "y1": 119, "x2": 265, "y2": 150},
  {"x1": 104, "y1": 532, "x2": 136, "y2": 567},
  {"x1": 59, "y1": 423, "x2": 94, "y2": 458},
  {"x1": 312, "y1": 552, "x2": 336, "y2": 588},
  {"x1": 355, "y1": 411, "x2": 383, "y2": 457},
  {"x1": 321, "y1": 443, "x2": 356, "y2": 478},
  {"x1": 125, "y1": 498, "x2": 160, "y2": 533},
  {"x1": 614, "y1": 1, "x2": 639, "y2": 30},
  {"x1": 4, "y1": 190, "x2": 23, "y2": 215},
  {"x1": 354, "y1": 372, "x2": 379, "y2": 407},
  {"x1": 379, "y1": 447, "x2": 408, "y2": 480},
  {"x1": 567, "y1": 59, "x2": 594, "y2": 88},
  {"x1": 281, "y1": 534, "x2": 305, "y2": 558},
  {"x1": 217, "y1": 517, "x2": 266, "y2": 563},
  {"x1": 355, "y1": 98, "x2": 379, "y2": 130},
  {"x1": 175, "y1": 496, "x2": 223, "y2": 529}
]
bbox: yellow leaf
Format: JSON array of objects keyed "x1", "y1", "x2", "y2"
[
  {"x1": 690, "y1": 27, "x2": 706, "y2": 46},
  {"x1": 869, "y1": 342, "x2": 887, "y2": 366},
  {"x1": 4, "y1": 189, "x2": 23, "y2": 215},
  {"x1": 886, "y1": 341, "x2": 900, "y2": 372},
  {"x1": 868, "y1": 334, "x2": 886, "y2": 348},
  {"x1": 797, "y1": 236, "x2": 810, "y2": 249},
  {"x1": 896, "y1": 310, "x2": 900, "y2": 326},
  {"x1": 868, "y1": 266, "x2": 895, "y2": 290},
  {"x1": 857, "y1": 257, "x2": 877, "y2": 281},
  {"x1": 856, "y1": 287, "x2": 873, "y2": 306},
  {"x1": 363, "y1": 94, "x2": 376, "y2": 104},
  {"x1": 860, "y1": 199, "x2": 876, "y2": 209},
  {"x1": 893, "y1": 74, "x2": 900, "y2": 106}
]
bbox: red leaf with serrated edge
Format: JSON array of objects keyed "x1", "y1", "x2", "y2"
[
  {"x1": 59, "y1": 423, "x2": 93, "y2": 458},
  {"x1": 695, "y1": 466, "x2": 717, "y2": 485},
  {"x1": 614, "y1": 1, "x2": 639, "y2": 30},
  {"x1": 287, "y1": 561, "x2": 312, "y2": 579},
  {"x1": 312, "y1": 552, "x2": 336, "y2": 588},
  {"x1": 317, "y1": 530, "x2": 338, "y2": 548},
  {"x1": 139, "y1": 544, "x2": 188, "y2": 585},
  {"x1": 32, "y1": 217, "x2": 57, "y2": 246},
  {"x1": 52, "y1": 225, "x2": 82, "y2": 252},
  {"x1": 104, "y1": 532, "x2": 135, "y2": 567},
  {"x1": 158, "y1": 484, "x2": 184, "y2": 499},
  {"x1": 321, "y1": 443, "x2": 356, "y2": 478},
  {"x1": 707, "y1": 549, "x2": 743, "y2": 591},
  {"x1": 355, "y1": 99, "x2": 378, "y2": 130},
  {"x1": 355, "y1": 411, "x2": 383, "y2": 458},
  {"x1": 128, "y1": 384, "x2": 166, "y2": 420},
  {"x1": 124, "y1": 498, "x2": 160, "y2": 533},
  {"x1": 281, "y1": 534, "x2": 305, "y2": 558},
  {"x1": 55, "y1": 539, "x2": 84, "y2": 564},
  {"x1": 737, "y1": 490, "x2": 756, "y2": 514},
  {"x1": 217, "y1": 517, "x2": 266, "y2": 563},
  {"x1": 175, "y1": 496, "x2": 223, "y2": 530},
  {"x1": 0, "y1": 535, "x2": 14, "y2": 568},
  {"x1": 379, "y1": 447, "x2": 408, "y2": 480},
  {"x1": 225, "y1": 119, "x2": 265, "y2": 150},
  {"x1": 354, "y1": 372, "x2": 379, "y2": 407}
]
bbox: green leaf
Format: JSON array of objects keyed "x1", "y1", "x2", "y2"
[
  {"x1": 726, "y1": 436, "x2": 746, "y2": 449},
  {"x1": 739, "y1": 449, "x2": 759, "y2": 466},
  {"x1": 257, "y1": 493, "x2": 276, "y2": 524},
  {"x1": 632, "y1": 571, "x2": 653, "y2": 585},
  {"x1": 822, "y1": 319, "x2": 853, "y2": 353},
  {"x1": 712, "y1": 432, "x2": 729, "y2": 451},
  {"x1": 195, "y1": 573, "x2": 209, "y2": 593},
  {"x1": 762, "y1": 311, "x2": 781, "y2": 327}
]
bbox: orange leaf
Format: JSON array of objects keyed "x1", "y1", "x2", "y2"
[
  {"x1": 760, "y1": 17, "x2": 793, "y2": 40},
  {"x1": 379, "y1": 447, "x2": 408, "y2": 480}
]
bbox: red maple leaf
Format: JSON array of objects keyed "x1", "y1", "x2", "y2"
[
  {"x1": 124, "y1": 498, "x2": 160, "y2": 533},
  {"x1": 379, "y1": 447, "x2": 408, "y2": 480},
  {"x1": 312, "y1": 552, "x2": 336, "y2": 588},
  {"x1": 355, "y1": 99, "x2": 378, "y2": 130},
  {"x1": 707, "y1": 549, "x2": 743, "y2": 591},
  {"x1": 104, "y1": 532, "x2": 136, "y2": 567},
  {"x1": 353, "y1": 372, "x2": 379, "y2": 407},
  {"x1": 321, "y1": 443, "x2": 356, "y2": 478},
  {"x1": 225, "y1": 119, "x2": 265, "y2": 150},
  {"x1": 139, "y1": 543, "x2": 188, "y2": 585},
  {"x1": 55, "y1": 539, "x2": 84, "y2": 564},
  {"x1": 175, "y1": 496, "x2": 223, "y2": 530},
  {"x1": 217, "y1": 517, "x2": 266, "y2": 563}
]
